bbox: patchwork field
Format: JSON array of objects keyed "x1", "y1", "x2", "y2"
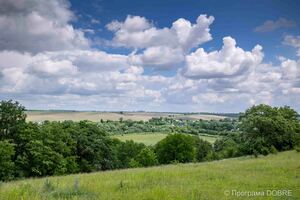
[
  {"x1": 25, "y1": 111, "x2": 226, "y2": 122},
  {"x1": 112, "y1": 133, "x2": 219, "y2": 145},
  {"x1": 1, "y1": 151, "x2": 299, "y2": 200}
]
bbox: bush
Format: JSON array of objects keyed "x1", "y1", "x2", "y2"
[
  {"x1": 0, "y1": 141, "x2": 15, "y2": 181},
  {"x1": 213, "y1": 138, "x2": 238, "y2": 158},
  {"x1": 206, "y1": 151, "x2": 219, "y2": 161},
  {"x1": 128, "y1": 159, "x2": 141, "y2": 168},
  {"x1": 261, "y1": 147, "x2": 269, "y2": 156},
  {"x1": 270, "y1": 146, "x2": 278, "y2": 154},
  {"x1": 194, "y1": 137, "x2": 212, "y2": 161},
  {"x1": 135, "y1": 147, "x2": 158, "y2": 167},
  {"x1": 115, "y1": 140, "x2": 145, "y2": 168},
  {"x1": 155, "y1": 134, "x2": 196, "y2": 164}
]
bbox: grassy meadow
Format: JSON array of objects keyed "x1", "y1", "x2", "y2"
[
  {"x1": 112, "y1": 133, "x2": 219, "y2": 145},
  {"x1": 112, "y1": 132, "x2": 169, "y2": 145},
  {"x1": 1, "y1": 151, "x2": 299, "y2": 200}
]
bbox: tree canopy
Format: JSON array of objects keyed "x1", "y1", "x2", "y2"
[
  {"x1": 240, "y1": 104, "x2": 300, "y2": 153},
  {"x1": 155, "y1": 134, "x2": 196, "y2": 164}
]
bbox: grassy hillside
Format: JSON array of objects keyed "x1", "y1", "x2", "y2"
[
  {"x1": 112, "y1": 133, "x2": 219, "y2": 145},
  {"x1": 1, "y1": 151, "x2": 299, "y2": 200}
]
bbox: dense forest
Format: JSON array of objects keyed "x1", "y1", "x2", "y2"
[{"x1": 0, "y1": 100, "x2": 299, "y2": 181}]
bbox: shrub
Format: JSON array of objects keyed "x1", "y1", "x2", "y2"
[
  {"x1": 155, "y1": 134, "x2": 196, "y2": 164},
  {"x1": 213, "y1": 138, "x2": 238, "y2": 158},
  {"x1": 270, "y1": 146, "x2": 278, "y2": 154},
  {"x1": 135, "y1": 147, "x2": 158, "y2": 167},
  {"x1": 261, "y1": 147, "x2": 269, "y2": 156},
  {"x1": 116, "y1": 140, "x2": 145, "y2": 168},
  {"x1": 0, "y1": 140, "x2": 15, "y2": 181},
  {"x1": 128, "y1": 159, "x2": 141, "y2": 168},
  {"x1": 206, "y1": 151, "x2": 220, "y2": 161},
  {"x1": 194, "y1": 137, "x2": 212, "y2": 161}
]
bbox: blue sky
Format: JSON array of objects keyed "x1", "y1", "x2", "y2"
[
  {"x1": 69, "y1": 0, "x2": 300, "y2": 79},
  {"x1": 71, "y1": 0, "x2": 300, "y2": 60},
  {"x1": 0, "y1": 0, "x2": 300, "y2": 112}
]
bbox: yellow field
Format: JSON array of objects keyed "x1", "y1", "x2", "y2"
[{"x1": 26, "y1": 111, "x2": 225, "y2": 122}]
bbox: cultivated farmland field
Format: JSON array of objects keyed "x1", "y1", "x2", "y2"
[
  {"x1": 25, "y1": 111, "x2": 226, "y2": 122},
  {"x1": 112, "y1": 133, "x2": 219, "y2": 145},
  {"x1": 1, "y1": 151, "x2": 299, "y2": 200}
]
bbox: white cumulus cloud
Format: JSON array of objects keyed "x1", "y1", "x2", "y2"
[
  {"x1": 0, "y1": 0, "x2": 89, "y2": 53},
  {"x1": 183, "y1": 37, "x2": 263, "y2": 79},
  {"x1": 107, "y1": 14, "x2": 214, "y2": 51},
  {"x1": 0, "y1": 0, "x2": 299, "y2": 112},
  {"x1": 283, "y1": 35, "x2": 300, "y2": 56}
]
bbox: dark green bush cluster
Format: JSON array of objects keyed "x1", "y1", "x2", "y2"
[{"x1": 155, "y1": 133, "x2": 213, "y2": 164}]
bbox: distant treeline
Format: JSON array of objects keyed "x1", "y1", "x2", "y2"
[
  {"x1": 97, "y1": 117, "x2": 239, "y2": 135},
  {"x1": 0, "y1": 100, "x2": 299, "y2": 181},
  {"x1": 198, "y1": 112, "x2": 241, "y2": 118},
  {"x1": 27, "y1": 109, "x2": 242, "y2": 117}
]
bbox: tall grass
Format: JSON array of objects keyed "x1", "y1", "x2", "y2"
[{"x1": 0, "y1": 151, "x2": 299, "y2": 200}]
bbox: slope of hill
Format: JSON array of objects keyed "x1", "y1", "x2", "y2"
[{"x1": 1, "y1": 151, "x2": 299, "y2": 200}]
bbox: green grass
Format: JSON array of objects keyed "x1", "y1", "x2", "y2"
[
  {"x1": 111, "y1": 133, "x2": 219, "y2": 145},
  {"x1": 197, "y1": 134, "x2": 220, "y2": 143},
  {"x1": 112, "y1": 132, "x2": 169, "y2": 145},
  {"x1": 1, "y1": 151, "x2": 299, "y2": 200}
]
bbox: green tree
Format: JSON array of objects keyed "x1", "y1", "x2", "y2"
[
  {"x1": 73, "y1": 121, "x2": 118, "y2": 172},
  {"x1": 213, "y1": 138, "x2": 239, "y2": 158},
  {"x1": 194, "y1": 137, "x2": 212, "y2": 161},
  {"x1": 0, "y1": 140, "x2": 15, "y2": 181},
  {"x1": 115, "y1": 140, "x2": 145, "y2": 168},
  {"x1": 155, "y1": 134, "x2": 196, "y2": 164},
  {"x1": 135, "y1": 147, "x2": 158, "y2": 167},
  {"x1": 18, "y1": 140, "x2": 67, "y2": 176},
  {"x1": 128, "y1": 158, "x2": 141, "y2": 168},
  {"x1": 0, "y1": 100, "x2": 26, "y2": 141},
  {"x1": 14, "y1": 121, "x2": 79, "y2": 177},
  {"x1": 239, "y1": 104, "x2": 300, "y2": 152}
]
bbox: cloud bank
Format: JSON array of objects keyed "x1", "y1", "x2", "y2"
[{"x1": 0, "y1": 0, "x2": 299, "y2": 112}]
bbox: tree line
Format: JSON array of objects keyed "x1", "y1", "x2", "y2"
[
  {"x1": 0, "y1": 100, "x2": 299, "y2": 181},
  {"x1": 97, "y1": 117, "x2": 238, "y2": 135}
]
